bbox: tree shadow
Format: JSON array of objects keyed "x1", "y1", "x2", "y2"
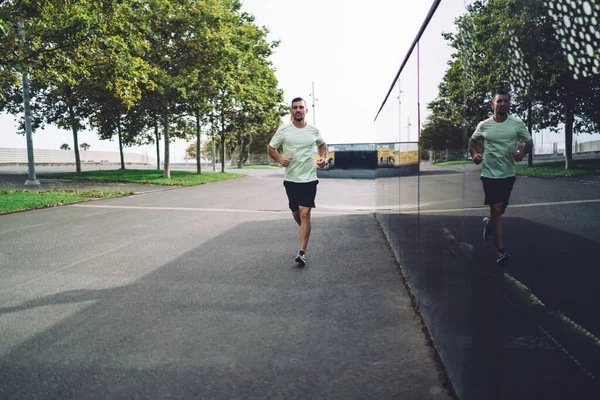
[{"x1": 0, "y1": 214, "x2": 448, "y2": 399}]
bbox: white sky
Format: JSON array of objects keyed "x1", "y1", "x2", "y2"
[{"x1": 0, "y1": 0, "x2": 584, "y2": 162}]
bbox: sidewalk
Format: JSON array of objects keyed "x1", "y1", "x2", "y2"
[{"x1": 0, "y1": 168, "x2": 453, "y2": 399}]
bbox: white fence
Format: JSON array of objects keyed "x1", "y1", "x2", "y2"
[
  {"x1": 534, "y1": 140, "x2": 600, "y2": 156},
  {"x1": 575, "y1": 140, "x2": 600, "y2": 154},
  {"x1": 0, "y1": 148, "x2": 155, "y2": 165}
]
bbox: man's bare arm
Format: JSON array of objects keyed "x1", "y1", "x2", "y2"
[
  {"x1": 514, "y1": 139, "x2": 533, "y2": 162},
  {"x1": 521, "y1": 139, "x2": 533, "y2": 155},
  {"x1": 316, "y1": 143, "x2": 327, "y2": 168},
  {"x1": 469, "y1": 138, "x2": 483, "y2": 165},
  {"x1": 268, "y1": 145, "x2": 291, "y2": 167}
]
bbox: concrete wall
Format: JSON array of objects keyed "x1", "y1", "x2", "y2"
[{"x1": 0, "y1": 148, "x2": 155, "y2": 165}]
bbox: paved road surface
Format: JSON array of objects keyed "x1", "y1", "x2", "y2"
[{"x1": 0, "y1": 169, "x2": 452, "y2": 399}]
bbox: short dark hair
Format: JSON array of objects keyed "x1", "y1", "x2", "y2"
[
  {"x1": 493, "y1": 90, "x2": 510, "y2": 100},
  {"x1": 291, "y1": 97, "x2": 306, "y2": 106}
]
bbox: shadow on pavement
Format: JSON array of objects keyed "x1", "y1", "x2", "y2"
[{"x1": 0, "y1": 215, "x2": 451, "y2": 400}]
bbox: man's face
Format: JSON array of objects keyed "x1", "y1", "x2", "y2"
[
  {"x1": 492, "y1": 94, "x2": 510, "y2": 116},
  {"x1": 291, "y1": 101, "x2": 307, "y2": 122}
]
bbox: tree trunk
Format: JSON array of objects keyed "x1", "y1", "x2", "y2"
[
  {"x1": 68, "y1": 103, "x2": 81, "y2": 174},
  {"x1": 154, "y1": 119, "x2": 160, "y2": 170},
  {"x1": 237, "y1": 135, "x2": 245, "y2": 169},
  {"x1": 118, "y1": 120, "x2": 125, "y2": 170},
  {"x1": 564, "y1": 91, "x2": 574, "y2": 170},
  {"x1": 163, "y1": 107, "x2": 170, "y2": 178},
  {"x1": 527, "y1": 99, "x2": 533, "y2": 167},
  {"x1": 195, "y1": 109, "x2": 202, "y2": 174}
]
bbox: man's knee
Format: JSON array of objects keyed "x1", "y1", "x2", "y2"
[
  {"x1": 299, "y1": 206, "x2": 311, "y2": 220},
  {"x1": 490, "y1": 203, "x2": 503, "y2": 216}
]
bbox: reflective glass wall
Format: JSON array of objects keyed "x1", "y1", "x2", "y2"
[{"x1": 374, "y1": 1, "x2": 600, "y2": 399}]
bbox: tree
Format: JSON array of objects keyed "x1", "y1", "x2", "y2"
[
  {"x1": 80, "y1": 143, "x2": 90, "y2": 151},
  {"x1": 1, "y1": 0, "x2": 154, "y2": 173},
  {"x1": 208, "y1": 9, "x2": 285, "y2": 172},
  {"x1": 136, "y1": 0, "x2": 244, "y2": 178},
  {"x1": 60, "y1": 143, "x2": 71, "y2": 150}
]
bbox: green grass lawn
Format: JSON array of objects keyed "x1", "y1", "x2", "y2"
[
  {"x1": 0, "y1": 189, "x2": 132, "y2": 215},
  {"x1": 434, "y1": 160, "x2": 473, "y2": 166},
  {"x1": 435, "y1": 158, "x2": 599, "y2": 179},
  {"x1": 240, "y1": 164, "x2": 280, "y2": 169},
  {"x1": 38, "y1": 169, "x2": 245, "y2": 186},
  {"x1": 516, "y1": 158, "x2": 600, "y2": 178}
]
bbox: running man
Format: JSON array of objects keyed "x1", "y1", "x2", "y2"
[
  {"x1": 267, "y1": 97, "x2": 326, "y2": 267},
  {"x1": 469, "y1": 90, "x2": 533, "y2": 264}
]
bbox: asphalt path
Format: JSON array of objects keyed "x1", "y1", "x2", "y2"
[{"x1": 0, "y1": 169, "x2": 452, "y2": 400}]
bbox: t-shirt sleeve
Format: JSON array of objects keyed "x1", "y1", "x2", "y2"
[
  {"x1": 315, "y1": 129, "x2": 325, "y2": 146},
  {"x1": 269, "y1": 128, "x2": 284, "y2": 149},
  {"x1": 471, "y1": 122, "x2": 484, "y2": 141},
  {"x1": 517, "y1": 120, "x2": 532, "y2": 142}
]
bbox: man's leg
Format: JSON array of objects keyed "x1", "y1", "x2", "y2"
[
  {"x1": 292, "y1": 211, "x2": 301, "y2": 226},
  {"x1": 298, "y1": 205, "x2": 312, "y2": 251},
  {"x1": 489, "y1": 203, "x2": 504, "y2": 250}
]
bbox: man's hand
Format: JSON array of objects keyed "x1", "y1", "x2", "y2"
[
  {"x1": 280, "y1": 157, "x2": 292, "y2": 167},
  {"x1": 316, "y1": 157, "x2": 326, "y2": 168},
  {"x1": 512, "y1": 151, "x2": 525, "y2": 162},
  {"x1": 473, "y1": 153, "x2": 483, "y2": 165}
]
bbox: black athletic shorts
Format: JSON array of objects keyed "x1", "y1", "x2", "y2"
[
  {"x1": 283, "y1": 180, "x2": 318, "y2": 211},
  {"x1": 481, "y1": 176, "x2": 516, "y2": 207}
]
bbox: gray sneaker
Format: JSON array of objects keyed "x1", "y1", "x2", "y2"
[
  {"x1": 496, "y1": 250, "x2": 510, "y2": 264},
  {"x1": 483, "y1": 217, "x2": 492, "y2": 242},
  {"x1": 295, "y1": 252, "x2": 306, "y2": 267}
]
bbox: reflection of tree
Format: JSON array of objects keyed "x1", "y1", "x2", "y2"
[
  {"x1": 420, "y1": 113, "x2": 464, "y2": 153},
  {"x1": 432, "y1": 0, "x2": 600, "y2": 170}
]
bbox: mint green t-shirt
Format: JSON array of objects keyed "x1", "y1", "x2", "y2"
[
  {"x1": 269, "y1": 122, "x2": 325, "y2": 183},
  {"x1": 471, "y1": 115, "x2": 532, "y2": 179}
]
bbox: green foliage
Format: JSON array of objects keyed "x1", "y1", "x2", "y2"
[{"x1": 0, "y1": 0, "x2": 284, "y2": 176}]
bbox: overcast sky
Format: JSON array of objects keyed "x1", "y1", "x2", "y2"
[{"x1": 2, "y1": 0, "x2": 571, "y2": 161}]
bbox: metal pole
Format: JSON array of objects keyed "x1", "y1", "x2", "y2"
[
  {"x1": 212, "y1": 132, "x2": 216, "y2": 172},
  {"x1": 310, "y1": 81, "x2": 317, "y2": 126},
  {"x1": 417, "y1": 42, "x2": 421, "y2": 142},
  {"x1": 398, "y1": 82, "x2": 402, "y2": 142},
  {"x1": 18, "y1": 22, "x2": 40, "y2": 187}
]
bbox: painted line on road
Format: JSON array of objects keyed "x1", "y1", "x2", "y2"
[
  {"x1": 71, "y1": 204, "x2": 375, "y2": 215},
  {"x1": 404, "y1": 198, "x2": 600, "y2": 215},
  {"x1": 71, "y1": 197, "x2": 599, "y2": 215}
]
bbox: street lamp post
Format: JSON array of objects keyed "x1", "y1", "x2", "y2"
[
  {"x1": 309, "y1": 81, "x2": 318, "y2": 126},
  {"x1": 212, "y1": 132, "x2": 217, "y2": 172},
  {"x1": 397, "y1": 82, "x2": 403, "y2": 142},
  {"x1": 18, "y1": 22, "x2": 40, "y2": 187}
]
